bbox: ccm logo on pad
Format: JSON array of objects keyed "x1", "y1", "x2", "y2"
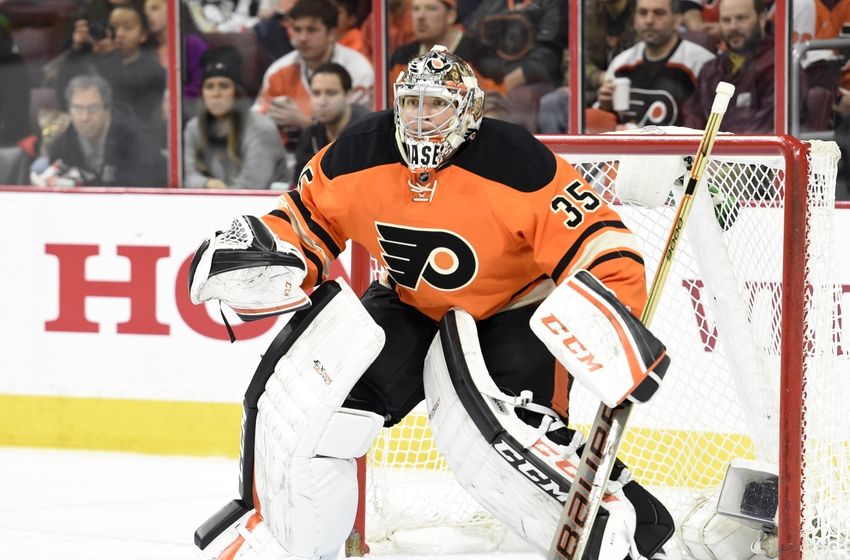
[{"x1": 539, "y1": 314, "x2": 603, "y2": 372}]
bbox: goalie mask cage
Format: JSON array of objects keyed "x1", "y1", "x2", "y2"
[{"x1": 347, "y1": 135, "x2": 850, "y2": 560}]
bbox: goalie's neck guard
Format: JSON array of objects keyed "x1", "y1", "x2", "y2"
[{"x1": 393, "y1": 45, "x2": 484, "y2": 203}]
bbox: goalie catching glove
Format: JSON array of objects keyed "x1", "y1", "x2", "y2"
[
  {"x1": 189, "y1": 215, "x2": 310, "y2": 321},
  {"x1": 531, "y1": 270, "x2": 670, "y2": 407}
]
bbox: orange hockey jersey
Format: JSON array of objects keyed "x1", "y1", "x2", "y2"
[{"x1": 262, "y1": 111, "x2": 647, "y2": 321}]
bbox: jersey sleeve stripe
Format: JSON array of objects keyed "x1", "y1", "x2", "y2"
[
  {"x1": 586, "y1": 250, "x2": 645, "y2": 272},
  {"x1": 268, "y1": 209, "x2": 291, "y2": 223},
  {"x1": 277, "y1": 194, "x2": 333, "y2": 278},
  {"x1": 288, "y1": 191, "x2": 343, "y2": 256},
  {"x1": 565, "y1": 231, "x2": 641, "y2": 281},
  {"x1": 266, "y1": 209, "x2": 326, "y2": 286},
  {"x1": 552, "y1": 220, "x2": 630, "y2": 280},
  {"x1": 300, "y1": 246, "x2": 326, "y2": 287}
]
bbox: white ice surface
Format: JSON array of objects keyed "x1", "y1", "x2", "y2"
[{"x1": 0, "y1": 447, "x2": 543, "y2": 560}]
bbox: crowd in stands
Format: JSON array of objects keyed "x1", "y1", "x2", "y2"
[{"x1": 3, "y1": 0, "x2": 850, "y2": 196}]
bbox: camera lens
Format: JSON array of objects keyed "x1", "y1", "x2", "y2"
[{"x1": 89, "y1": 21, "x2": 107, "y2": 40}]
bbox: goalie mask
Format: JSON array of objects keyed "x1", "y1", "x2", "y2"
[{"x1": 394, "y1": 45, "x2": 484, "y2": 200}]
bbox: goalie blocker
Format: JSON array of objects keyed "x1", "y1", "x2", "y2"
[{"x1": 530, "y1": 270, "x2": 670, "y2": 408}]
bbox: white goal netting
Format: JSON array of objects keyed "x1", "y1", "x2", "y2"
[{"x1": 358, "y1": 136, "x2": 850, "y2": 560}]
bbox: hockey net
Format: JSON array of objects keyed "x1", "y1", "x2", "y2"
[{"x1": 349, "y1": 134, "x2": 850, "y2": 559}]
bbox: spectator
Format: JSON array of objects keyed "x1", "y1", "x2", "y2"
[
  {"x1": 683, "y1": 0, "x2": 774, "y2": 132},
  {"x1": 595, "y1": 0, "x2": 715, "y2": 128},
  {"x1": 335, "y1": 0, "x2": 370, "y2": 58},
  {"x1": 584, "y1": 0, "x2": 637, "y2": 104},
  {"x1": 388, "y1": 0, "x2": 487, "y2": 90},
  {"x1": 32, "y1": 74, "x2": 166, "y2": 187},
  {"x1": 253, "y1": 0, "x2": 374, "y2": 148},
  {"x1": 464, "y1": 0, "x2": 564, "y2": 91},
  {"x1": 540, "y1": 0, "x2": 712, "y2": 133},
  {"x1": 681, "y1": 0, "x2": 721, "y2": 39},
  {"x1": 0, "y1": 14, "x2": 32, "y2": 148},
  {"x1": 293, "y1": 62, "x2": 370, "y2": 177},
  {"x1": 145, "y1": 0, "x2": 210, "y2": 101},
  {"x1": 362, "y1": 0, "x2": 414, "y2": 58},
  {"x1": 184, "y1": 46, "x2": 287, "y2": 189},
  {"x1": 535, "y1": 0, "x2": 633, "y2": 132},
  {"x1": 61, "y1": 0, "x2": 144, "y2": 49},
  {"x1": 183, "y1": 0, "x2": 265, "y2": 32},
  {"x1": 253, "y1": 0, "x2": 295, "y2": 77},
  {"x1": 462, "y1": 0, "x2": 565, "y2": 131},
  {"x1": 57, "y1": 3, "x2": 166, "y2": 125}
]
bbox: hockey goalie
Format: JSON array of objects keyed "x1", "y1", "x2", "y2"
[{"x1": 188, "y1": 46, "x2": 675, "y2": 559}]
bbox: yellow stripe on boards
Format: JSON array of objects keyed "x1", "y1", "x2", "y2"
[
  {"x1": 2, "y1": 396, "x2": 759, "y2": 489},
  {"x1": 0, "y1": 394, "x2": 242, "y2": 457}
]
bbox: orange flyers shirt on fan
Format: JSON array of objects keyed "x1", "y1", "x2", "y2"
[
  {"x1": 253, "y1": 44, "x2": 376, "y2": 116},
  {"x1": 261, "y1": 111, "x2": 647, "y2": 322}
]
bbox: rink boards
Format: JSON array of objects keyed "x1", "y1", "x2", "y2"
[{"x1": 0, "y1": 188, "x2": 848, "y2": 465}]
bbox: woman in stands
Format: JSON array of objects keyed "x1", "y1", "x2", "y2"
[{"x1": 183, "y1": 46, "x2": 288, "y2": 189}]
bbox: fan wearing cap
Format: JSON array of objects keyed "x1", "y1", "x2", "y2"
[
  {"x1": 183, "y1": 46, "x2": 288, "y2": 189},
  {"x1": 189, "y1": 45, "x2": 675, "y2": 560}
]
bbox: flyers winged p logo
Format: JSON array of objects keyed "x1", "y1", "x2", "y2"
[
  {"x1": 376, "y1": 222, "x2": 478, "y2": 291},
  {"x1": 425, "y1": 53, "x2": 450, "y2": 73}
]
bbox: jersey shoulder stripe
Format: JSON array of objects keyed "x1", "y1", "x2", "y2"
[
  {"x1": 321, "y1": 110, "x2": 403, "y2": 180},
  {"x1": 450, "y1": 117, "x2": 557, "y2": 192}
]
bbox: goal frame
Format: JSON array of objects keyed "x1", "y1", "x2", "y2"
[{"x1": 349, "y1": 134, "x2": 815, "y2": 559}]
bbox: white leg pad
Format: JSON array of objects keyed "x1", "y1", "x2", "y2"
[
  {"x1": 424, "y1": 309, "x2": 641, "y2": 559},
  {"x1": 253, "y1": 280, "x2": 385, "y2": 559}
]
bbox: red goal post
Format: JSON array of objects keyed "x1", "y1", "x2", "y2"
[{"x1": 348, "y1": 134, "x2": 848, "y2": 560}]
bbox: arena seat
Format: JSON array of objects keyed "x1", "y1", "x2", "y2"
[
  {"x1": 803, "y1": 86, "x2": 835, "y2": 132},
  {"x1": 0, "y1": 146, "x2": 31, "y2": 185}
]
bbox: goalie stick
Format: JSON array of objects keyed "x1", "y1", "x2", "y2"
[{"x1": 547, "y1": 81, "x2": 736, "y2": 560}]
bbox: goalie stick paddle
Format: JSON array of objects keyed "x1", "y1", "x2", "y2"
[{"x1": 547, "y1": 81, "x2": 736, "y2": 560}]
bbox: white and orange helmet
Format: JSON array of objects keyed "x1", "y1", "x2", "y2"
[{"x1": 394, "y1": 45, "x2": 484, "y2": 175}]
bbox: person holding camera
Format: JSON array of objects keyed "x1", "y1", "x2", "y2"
[{"x1": 55, "y1": 3, "x2": 165, "y2": 127}]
